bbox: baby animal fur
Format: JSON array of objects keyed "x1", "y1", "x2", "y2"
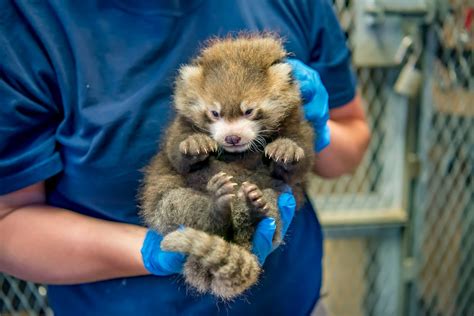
[{"x1": 139, "y1": 35, "x2": 314, "y2": 299}]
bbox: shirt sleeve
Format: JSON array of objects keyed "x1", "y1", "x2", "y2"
[
  {"x1": 0, "y1": 5, "x2": 63, "y2": 195},
  {"x1": 307, "y1": 0, "x2": 357, "y2": 109}
]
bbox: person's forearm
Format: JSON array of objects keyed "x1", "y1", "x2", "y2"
[
  {"x1": 0, "y1": 204, "x2": 149, "y2": 284},
  {"x1": 313, "y1": 117, "x2": 370, "y2": 178}
]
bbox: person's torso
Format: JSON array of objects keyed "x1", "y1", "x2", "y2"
[
  {"x1": 39, "y1": 0, "x2": 315, "y2": 224},
  {"x1": 14, "y1": 1, "x2": 324, "y2": 314}
]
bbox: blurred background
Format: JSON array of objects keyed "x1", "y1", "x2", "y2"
[{"x1": 1, "y1": 0, "x2": 472, "y2": 315}]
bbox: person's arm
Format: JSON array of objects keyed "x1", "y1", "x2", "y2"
[
  {"x1": 0, "y1": 180, "x2": 294, "y2": 284},
  {"x1": 313, "y1": 93, "x2": 370, "y2": 178},
  {"x1": 0, "y1": 181, "x2": 149, "y2": 284}
]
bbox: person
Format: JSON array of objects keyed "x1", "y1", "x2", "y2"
[{"x1": 0, "y1": 1, "x2": 370, "y2": 315}]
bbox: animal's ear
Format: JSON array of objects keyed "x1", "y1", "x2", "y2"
[
  {"x1": 267, "y1": 62, "x2": 293, "y2": 88},
  {"x1": 174, "y1": 65, "x2": 206, "y2": 117},
  {"x1": 178, "y1": 65, "x2": 203, "y2": 86}
]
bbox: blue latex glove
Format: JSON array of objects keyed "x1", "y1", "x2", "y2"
[
  {"x1": 251, "y1": 187, "x2": 297, "y2": 265},
  {"x1": 287, "y1": 59, "x2": 330, "y2": 152},
  {"x1": 141, "y1": 229, "x2": 186, "y2": 275}
]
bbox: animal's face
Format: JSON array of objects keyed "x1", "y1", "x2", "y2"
[
  {"x1": 174, "y1": 37, "x2": 301, "y2": 153},
  {"x1": 205, "y1": 100, "x2": 265, "y2": 153}
]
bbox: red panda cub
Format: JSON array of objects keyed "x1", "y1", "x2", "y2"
[{"x1": 139, "y1": 35, "x2": 314, "y2": 299}]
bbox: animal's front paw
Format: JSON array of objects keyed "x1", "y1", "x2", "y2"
[
  {"x1": 238, "y1": 182, "x2": 269, "y2": 221},
  {"x1": 179, "y1": 134, "x2": 218, "y2": 157},
  {"x1": 264, "y1": 138, "x2": 305, "y2": 165},
  {"x1": 207, "y1": 172, "x2": 237, "y2": 213}
]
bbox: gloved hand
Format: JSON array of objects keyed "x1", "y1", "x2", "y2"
[
  {"x1": 251, "y1": 187, "x2": 297, "y2": 265},
  {"x1": 142, "y1": 188, "x2": 297, "y2": 274},
  {"x1": 141, "y1": 229, "x2": 186, "y2": 275},
  {"x1": 287, "y1": 59, "x2": 330, "y2": 152}
]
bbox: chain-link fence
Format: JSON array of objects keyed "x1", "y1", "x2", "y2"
[
  {"x1": 309, "y1": 1, "x2": 407, "y2": 315},
  {"x1": 0, "y1": 274, "x2": 51, "y2": 315},
  {"x1": 312, "y1": 0, "x2": 473, "y2": 315},
  {"x1": 1, "y1": 1, "x2": 473, "y2": 315},
  {"x1": 412, "y1": 1, "x2": 473, "y2": 315}
]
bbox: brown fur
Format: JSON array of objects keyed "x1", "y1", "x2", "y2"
[{"x1": 139, "y1": 35, "x2": 314, "y2": 299}]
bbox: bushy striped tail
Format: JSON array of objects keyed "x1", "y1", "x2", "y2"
[{"x1": 161, "y1": 227, "x2": 261, "y2": 299}]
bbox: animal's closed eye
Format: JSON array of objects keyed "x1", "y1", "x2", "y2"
[{"x1": 270, "y1": 58, "x2": 284, "y2": 66}]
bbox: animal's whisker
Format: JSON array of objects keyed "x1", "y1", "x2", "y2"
[
  {"x1": 251, "y1": 136, "x2": 266, "y2": 151},
  {"x1": 248, "y1": 141, "x2": 257, "y2": 153},
  {"x1": 249, "y1": 142, "x2": 258, "y2": 153},
  {"x1": 253, "y1": 141, "x2": 261, "y2": 152},
  {"x1": 258, "y1": 128, "x2": 277, "y2": 135},
  {"x1": 216, "y1": 145, "x2": 224, "y2": 157},
  {"x1": 256, "y1": 136, "x2": 267, "y2": 146}
]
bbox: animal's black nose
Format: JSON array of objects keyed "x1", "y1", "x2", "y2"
[{"x1": 225, "y1": 135, "x2": 241, "y2": 145}]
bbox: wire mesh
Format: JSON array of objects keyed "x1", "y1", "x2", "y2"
[
  {"x1": 415, "y1": 1, "x2": 474, "y2": 315},
  {"x1": 0, "y1": 274, "x2": 51, "y2": 316},
  {"x1": 314, "y1": 1, "x2": 404, "y2": 315},
  {"x1": 321, "y1": 230, "x2": 401, "y2": 316},
  {"x1": 308, "y1": 0, "x2": 407, "y2": 215},
  {"x1": 308, "y1": 66, "x2": 405, "y2": 213}
]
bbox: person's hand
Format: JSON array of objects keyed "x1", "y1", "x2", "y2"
[
  {"x1": 251, "y1": 187, "x2": 297, "y2": 265},
  {"x1": 141, "y1": 229, "x2": 186, "y2": 275},
  {"x1": 287, "y1": 59, "x2": 330, "y2": 152}
]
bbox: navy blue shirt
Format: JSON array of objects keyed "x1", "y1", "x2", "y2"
[{"x1": 0, "y1": 1, "x2": 356, "y2": 315}]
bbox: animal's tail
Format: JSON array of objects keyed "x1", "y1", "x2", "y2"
[{"x1": 161, "y1": 227, "x2": 261, "y2": 299}]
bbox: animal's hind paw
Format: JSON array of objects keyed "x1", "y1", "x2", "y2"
[
  {"x1": 207, "y1": 172, "x2": 237, "y2": 213},
  {"x1": 238, "y1": 182, "x2": 269, "y2": 221}
]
